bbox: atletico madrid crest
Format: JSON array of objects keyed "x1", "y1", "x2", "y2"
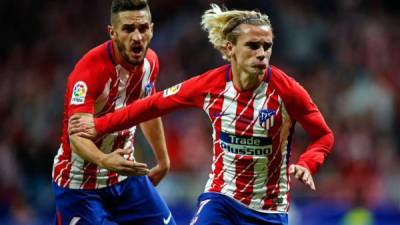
[{"x1": 259, "y1": 108, "x2": 276, "y2": 129}]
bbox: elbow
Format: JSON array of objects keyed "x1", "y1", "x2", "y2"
[
  {"x1": 327, "y1": 128, "x2": 335, "y2": 147},
  {"x1": 69, "y1": 134, "x2": 79, "y2": 152},
  {"x1": 324, "y1": 129, "x2": 335, "y2": 155}
]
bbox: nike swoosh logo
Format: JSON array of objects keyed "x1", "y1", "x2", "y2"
[
  {"x1": 163, "y1": 212, "x2": 172, "y2": 224},
  {"x1": 69, "y1": 217, "x2": 81, "y2": 225},
  {"x1": 210, "y1": 112, "x2": 231, "y2": 119}
]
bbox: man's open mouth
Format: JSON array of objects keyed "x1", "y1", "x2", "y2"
[{"x1": 131, "y1": 46, "x2": 143, "y2": 54}]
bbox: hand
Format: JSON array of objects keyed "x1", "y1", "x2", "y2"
[
  {"x1": 100, "y1": 148, "x2": 150, "y2": 176},
  {"x1": 148, "y1": 162, "x2": 170, "y2": 186},
  {"x1": 289, "y1": 164, "x2": 316, "y2": 191},
  {"x1": 68, "y1": 114, "x2": 98, "y2": 140}
]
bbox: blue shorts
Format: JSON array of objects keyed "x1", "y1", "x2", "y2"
[
  {"x1": 53, "y1": 176, "x2": 176, "y2": 225},
  {"x1": 190, "y1": 192, "x2": 288, "y2": 225}
]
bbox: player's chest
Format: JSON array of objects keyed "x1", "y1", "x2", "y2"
[
  {"x1": 207, "y1": 83, "x2": 286, "y2": 136},
  {"x1": 95, "y1": 65, "x2": 153, "y2": 112}
]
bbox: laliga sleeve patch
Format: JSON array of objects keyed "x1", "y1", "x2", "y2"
[
  {"x1": 163, "y1": 83, "x2": 182, "y2": 97},
  {"x1": 70, "y1": 81, "x2": 88, "y2": 105}
]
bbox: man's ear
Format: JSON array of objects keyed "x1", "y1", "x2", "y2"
[
  {"x1": 108, "y1": 25, "x2": 115, "y2": 40},
  {"x1": 149, "y1": 22, "x2": 154, "y2": 40},
  {"x1": 225, "y1": 41, "x2": 234, "y2": 59}
]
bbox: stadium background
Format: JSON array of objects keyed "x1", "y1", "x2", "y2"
[{"x1": 0, "y1": 0, "x2": 399, "y2": 224}]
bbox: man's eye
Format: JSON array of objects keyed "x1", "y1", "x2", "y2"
[
  {"x1": 263, "y1": 43, "x2": 272, "y2": 50},
  {"x1": 138, "y1": 25, "x2": 149, "y2": 33},
  {"x1": 123, "y1": 27, "x2": 134, "y2": 32},
  {"x1": 248, "y1": 43, "x2": 260, "y2": 50}
]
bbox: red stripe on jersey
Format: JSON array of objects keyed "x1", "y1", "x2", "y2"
[
  {"x1": 112, "y1": 130, "x2": 130, "y2": 150},
  {"x1": 233, "y1": 93, "x2": 256, "y2": 205},
  {"x1": 96, "y1": 80, "x2": 119, "y2": 118},
  {"x1": 233, "y1": 155, "x2": 255, "y2": 205},
  {"x1": 125, "y1": 67, "x2": 145, "y2": 104},
  {"x1": 263, "y1": 92, "x2": 283, "y2": 210},
  {"x1": 107, "y1": 171, "x2": 119, "y2": 186},
  {"x1": 234, "y1": 93, "x2": 257, "y2": 136},
  {"x1": 208, "y1": 89, "x2": 226, "y2": 193},
  {"x1": 57, "y1": 156, "x2": 72, "y2": 188},
  {"x1": 81, "y1": 162, "x2": 98, "y2": 189}
]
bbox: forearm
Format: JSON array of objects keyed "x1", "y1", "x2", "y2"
[
  {"x1": 296, "y1": 132, "x2": 334, "y2": 174},
  {"x1": 140, "y1": 118, "x2": 170, "y2": 167},
  {"x1": 95, "y1": 92, "x2": 183, "y2": 136},
  {"x1": 296, "y1": 111, "x2": 334, "y2": 174},
  {"x1": 69, "y1": 134, "x2": 107, "y2": 167}
]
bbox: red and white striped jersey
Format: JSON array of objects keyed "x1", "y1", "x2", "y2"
[
  {"x1": 52, "y1": 41, "x2": 159, "y2": 189},
  {"x1": 95, "y1": 64, "x2": 334, "y2": 212}
]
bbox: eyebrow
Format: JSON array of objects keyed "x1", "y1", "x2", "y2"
[
  {"x1": 121, "y1": 22, "x2": 149, "y2": 27},
  {"x1": 245, "y1": 41, "x2": 273, "y2": 46}
]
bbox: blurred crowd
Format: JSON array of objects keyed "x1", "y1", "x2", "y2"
[{"x1": 0, "y1": 0, "x2": 399, "y2": 224}]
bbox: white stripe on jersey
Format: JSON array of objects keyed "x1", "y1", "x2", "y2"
[
  {"x1": 240, "y1": 82, "x2": 269, "y2": 136},
  {"x1": 219, "y1": 151, "x2": 238, "y2": 196},
  {"x1": 139, "y1": 58, "x2": 152, "y2": 97},
  {"x1": 53, "y1": 145, "x2": 66, "y2": 183},
  {"x1": 68, "y1": 152, "x2": 85, "y2": 189},
  {"x1": 96, "y1": 167, "x2": 109, "y2": 188},
  {"x1": 219, "y1": 82, "x2": 239, "y2": 134},
  {"x1": 115, "y1": 65, "x2": 130, "y2": 110},
  {"x1": 204, "y1": 140, "x2": 224, "y2": 191},
  {"x1": 276, "y1": 102, "x2": 291, "y2": 211},
  {"x1": 95, "y1": 78, "x2": 112, "y2": 113},
  {"x1": 218, "y1": 82, "x2": 240, "y2": 195},
  {"x1": 247, "y1": 82, "x2": 270, "y2": 209}
]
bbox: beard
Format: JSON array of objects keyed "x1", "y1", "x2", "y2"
[{"x1": 115, "y1": 37, "x2": 147, "y2": 66}]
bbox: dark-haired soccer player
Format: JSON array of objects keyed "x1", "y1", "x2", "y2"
[
  {"x1": 52, "y1": 0, "x2": 175, "y2": 224},
  {"x1": 70, "y1": 4, "x2": 334, "y2": 225}
]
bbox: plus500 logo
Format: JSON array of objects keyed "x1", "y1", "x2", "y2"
[{"x1": 219, "y1": 132, "x2": 272, "y2": 156}]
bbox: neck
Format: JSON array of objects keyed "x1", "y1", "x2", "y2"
[{"x1": 231, "y1": 64, "x2": 263, "y2": 91}]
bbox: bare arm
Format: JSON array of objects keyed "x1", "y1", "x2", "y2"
[
  {"x1": 69, "y1": 113, "x2": 150, "y2": 176},
  {"x1": 140, "y1": 118, "x2": 170, "y2": 186}
]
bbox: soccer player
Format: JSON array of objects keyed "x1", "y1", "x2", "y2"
[
  {"x1": 52, "y1": 0, "x2": 176, "y2": 224},
  {"x1": 69, "y1": 4, "x2": 334, "y2": 225}
]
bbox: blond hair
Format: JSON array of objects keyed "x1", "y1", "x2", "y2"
[{"x1": 201, "y1": 4, "x2": 271, "y2": 60}]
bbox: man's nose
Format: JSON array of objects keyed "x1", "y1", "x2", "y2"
[
  {"x1": 131, "y1": 30, "x2": 143, "y2": 42},
  {"x1": 256, "y1": 48, "x2": 266, "y2": 61}
]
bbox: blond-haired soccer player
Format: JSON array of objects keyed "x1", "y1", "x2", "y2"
[{"x1": 70, "y1": 4, "x2": 334, "y2": 225}]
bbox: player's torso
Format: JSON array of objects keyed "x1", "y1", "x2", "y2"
[
  {"x1": 53, "y1": 42, "x2": 157, "y2": 189},
  {"x1": 94, "y1": 60, "x2": 155, "y2": 154},
  {"x1": 202, "y1": 66, "x2": 293, "y2": 212}
]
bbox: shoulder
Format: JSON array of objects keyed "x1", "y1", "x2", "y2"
[
  {"x1": 73, "y1": 41, "x2": 113, "y2": 76},
  {"x1": 197, "y1": 64, "x2": 229, "y2": 82},
  {"x1": 68, "y1": 42, "x2": 115, "y2": 89},
  {"x1": 182, "y1": 65, "x2": 228, "y2": 89},
  {"x1": 145, "y1": 48, "x2": 159, "y2": 66},
  {"x1": 269, "y1": 65, "x2": 307, "y2": 97},
  {"x1": 269, "y1": 65, "x2": 298, "y2": 89},
  {"x1": 178, "y1": 65, "x2": 228, "y2": 94},
  {"x1": 269, "y1": 65, "x2": 316, "y2": 116}
]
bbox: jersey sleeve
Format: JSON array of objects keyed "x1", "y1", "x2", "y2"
[
  {"x1": 284, "y1": 78, "x2": 334, "y2": 174},
  {"x1": 67, "y1": 63, "x2": 108, "y2": 117},
  {"x1": 95, "y1": 74, "x2": 206, "y2": 136}
]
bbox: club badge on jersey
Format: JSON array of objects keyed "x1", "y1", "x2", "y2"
[
  {"x1": 144, "y1": 82, "x2": 154, "y2": 97},
  {"x1": 70, "y1": 81, "x2": 87, "y2": 105},
  {"x1": 259, "y1": 108, "x2": 276, "y2": 129}
]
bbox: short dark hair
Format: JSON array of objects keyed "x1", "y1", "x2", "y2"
[{"x1": 110, "y1": 0, "x2": 151, "y2": 25}]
